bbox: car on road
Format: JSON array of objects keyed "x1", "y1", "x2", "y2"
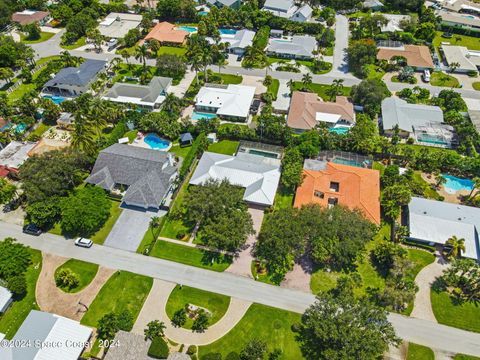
[
  {"x1": 22, "y1": 224, "x2": 42, "y2": 236},
  {"x1": 74, "y1": 237, "x2": 93, "y2": 248}
]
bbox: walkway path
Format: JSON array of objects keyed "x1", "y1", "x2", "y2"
[
  {"x1": 3, "y1": 222, "x2": 480, "y2": 356},
  {"x1": 168, "y1": 70, "x2": 196, "y2": 97},
  {"x1": 410, "y1": 250, "x2": 449, "y2": 322},
  {"x1": 35, "y1": 253, "x2": 115, "y2": 321},
  {"x1": 281, "y1": 255, "x2": 313, "y2": 293},
  {"x1": 272, "y1": 79, "x2": 290, "y2": 112},
  {"x1": 225, "y1": 208, "x2": 264, "y2": 278},
  {"x1": 132, "y1": 279, "x2": 252, "y2": 345}
]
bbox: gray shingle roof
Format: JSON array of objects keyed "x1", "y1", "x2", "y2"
[
  {"x1": 267, "y1": 35, "x2": 317, "y2": 58},
  {"x1": 86, "y1": 144, "x2": 178, "y2": 208},
  {"x1": 180, "y1": 132, "x2": 193, "y2": 142},
  {"x1": 44, "y1": 59, "x2": 107, "y2": 88},
  {"x1": 381, "y1": 97, "x2": 444, "y2": 133},
  {"x1": 103, "y1": 76, "x2": 172, "y2": 104}
]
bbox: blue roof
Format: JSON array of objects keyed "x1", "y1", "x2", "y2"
[{"x1": 44, "y1": 59, "x2": 107, "y2": 87}]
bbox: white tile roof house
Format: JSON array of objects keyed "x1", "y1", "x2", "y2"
[
  {"x1": 195, "y1": 85, "x2": 255, "y2": 121},
  {"x1": 190, "y1": 152, "x2": 281, "y2": 206}
]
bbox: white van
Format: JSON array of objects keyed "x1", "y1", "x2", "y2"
[{"x1": 422, "y1": 69, "x2": 431, "y2": 82}]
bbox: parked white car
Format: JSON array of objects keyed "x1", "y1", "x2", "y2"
[
  {"x1": 74, "y1": 237, "x2": 93, "y2": 248},
  {"x1": 422, "y1": 69, "x2": 431, "y2": 82}
]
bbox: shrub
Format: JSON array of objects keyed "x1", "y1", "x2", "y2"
[
  {"x1": 192, "y1": 309, "x2": 210, "y2": 332},
  {"x1": 187, "y1": 345, "x2": 197, "y2": 355},
  {"x1": 179, "y1": 132, "x2": 208, "y2": 179},
  {"x1": 7, "y1": 274, "x2": 27, "y2": 297},
  {"x1": 117, "y1": 310, "x2": 134, "y2": 331},
  {"x1": 201, "y1": 353, "x2": 222, "y2": 360},
  {"x1": 171, "y1": 308, "x2": 187, "y2": 327},
  {"x1": 148, "y1": 336, "x2": 169, "y2": 359},
  {"x1": 55, "y1": 269, "x2": 80, "y2": 290},
  {"x1": 225, "y1": 352, "x2": 240, "y2": 360}
]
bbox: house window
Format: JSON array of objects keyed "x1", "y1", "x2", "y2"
[
  {"x1": 314, "y1": 190, "x2": 324, "y2": 199},
  {"x1": 327, "y1": 197, "x2": 338, "y2": 208},
  {"x1": 330, "y1": 182, "x2": 340, "y2": 192}
]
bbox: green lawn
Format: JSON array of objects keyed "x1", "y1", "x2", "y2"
[
  {"x1": 36, "y1": 56, "x2": 61, "y2": 66},
  {"x1": 217, "y1": 73, "x2": 242, "y2": 85},
  {"x1": 365, "y1": 64, "x2": 386, "y2": 80},
  {"x1": 292, "y1": 82, "x2": 351, "y2": 101},
  {"x1": 169, "y1": 145, "x2": 192, "y2": 159},
  {"x1": 113, "y1": 63, "x2": 157, "y2": 84},
  {"x1": 431, "y1": 289, "x2": 480, "y2": 333},
  {"x1": 159, "y1": 179, "x2": 193, "y2": 240},
  {"x1": 0, "y1": 250, "x2": 42, "y2": 339},
  {"x1": 454, "y1": 355, "x2": 480, "y2": 360},
  {"x1": 7, "y1": 83, "x2": 36, "y2": 102},
  {"x1": 165, "y1": 285, "x2": 230, "y2": 329},
  {"x1": 157, "y1": 46, "x2": 187, "y2": 56},
  {"x1": 29, "y1": 123, "x2": 50, "y2": 138},
  {"x1": 406, "y1": 249, "x2": 435, "y2": 281},
  {"x1": 430, "y1": 72, "x2": 460, "y2": 88},
  {"x1": 90, "y1": 199, "x2": 123, "y2": 244},
  {"x1": 150, "y1": 240, "x2": 232, "y2": 272},
  {"x1": 20, "y1": 31, "x2": 55, "y2": 44},
  {"x1": 55, "y1": 259, "x2": 99, "y2": 293},
  {"x1": 61, "y1": 37, "x2": 86, "y2": 50},
  {"x1": 251, "y1": 261, "x2": 283, "y2": 285},
  {"x1": 274, "y1": 187, "x2": 294, "y2": 210},
  {"x1": 199, "y1": 303, "x2": 302, "y2": 359},
  {"x1": 433, "y1": 31, "x2": 480, "y2": 50},
  {"x1": 411, "y1": 171, "x2": 443, "y2": 201},
  {"x1": 267, "y1": 78, "x2": 280, "y2": 100},
  {"x1": 207, "y1": 140, "x2": 239, "y2": 155},
  {"x1": 407, "y1": 343, "x2": 434, "y2": 360},
  {"x1": 81, "y1": 271, "x2": 153, "y2": 328}
]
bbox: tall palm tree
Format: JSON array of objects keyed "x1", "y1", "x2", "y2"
[
  {"x1": 149, "y1": 216, "x2": 162, "y2": 239},
  {"x1": 119, "y1": 49, "x2": 131, "y2": 69},
  {"x1": 287, "y1": 79, "x2": 295, "y2": 94},
  {"x1": 71, "y1": 115, "x2": 95, "y2": 155},
  {"x1": 60, "y1": 51, "x2": 77, "y2": 67},
  {"x1": 445, "y1": 236, "x2": 465, "y2": 259},
  {"x1": 135, "y1": 44, "x2": 149, "y2": 71},
  {"x1": 201, "y1": 47, "x2": 213, "y2": 83},
  {"x1": 466, "y1": 177, "x2": 480, "y2": 201},
  {"x1": 147, "y1": 39, "x2": 160, "y2": 56},
  {"x1": 327, "y1": 79, "x2": 344, "y2": 101},
  {"x1": 301, "y1": 73, "x2": 312, "y2": 91},
  {"x1": 162, "y1": 93, "x2": 182, "y2": 114}
]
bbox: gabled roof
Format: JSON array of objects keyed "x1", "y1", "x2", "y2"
[
  {"x1": 381, "y1": 97, "x2": 444, "y2": 133},
  {"x1": 287, "y1": 92, "x2": 355, "y2": 130},
  {"x1": 86, "y1": 144, "x2": 178, "y2": 208},
  {"x1": 195, "y1": 85, "x2": 255, "y2": 118},
  {"x1": 294, "y1": 161, "x2": 381, "y2": 224},
  {"x1": 441, "y1": 45, "x2": 480, "y2": 72},
  {"x1": 189, "y1": 152, "x2": 281, "y2": 206},
  {"x1": 207, "y1": 0, "x2": 238, "y2": 7},
  {"x1": 11, "y1": 10, "x2": 50, "y2": 25},
  {"x1": 267, "y1": 35, "x2": 317, "y2": 58},
  {"x1": 44, "y1": 59, "x2": 107, "y2": 88},
  {"x1": 180, "y1": 132, "x2": 193, "y2": 142},
  {"x1": 103, "y1": 76, "x2": 172, "y2": 106},
  {"x1": 377, "y1": 45, "x2": 434, "y2": 68},
  {"x1": 262, "y1": 0, "x2": 295, "y2": 13},
  {"x1": 408, "y1": 197, "x2": 480, "y2": 260},
  {"x1": 144, "y1": 22, "x2": 189, "y2": 44}
]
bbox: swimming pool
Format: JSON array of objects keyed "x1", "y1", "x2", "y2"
[
  {"x1": 144, "y1": 133, "x2": 172, "y2": 151},
  {"x1": 247, "y1": 149, "x2": 279, "y2": 159},
  {"x1": 192, "y1": 111, "x2": 217, "y2": 120},
  {"x1": 417, "y1": 134, "x2": 448, "y2": 146},
  {"x1": 442, "y1": 174, "x2": 474, "y2": 194},
  {"x1": 15, "y1": 123, "x2": 27, "y2": 134},
  {"x1": 198, "y1": 11, "x2": 208, "y2": 16},
  {"x1": 43, "y1": 95, "x2": 66, "y2": 105},
  {"x1": 332, "y1": 157, "x2": 371, "y2": 168},
  {"x1": 329, "y1": 127, "x2": 350, "y2": 135},
  {"x1": 176, "y1": 26, "x2": 197, "y2": 33},
  {"x1": 219, "y1": 28, "x2": 237, "y2": 35}
]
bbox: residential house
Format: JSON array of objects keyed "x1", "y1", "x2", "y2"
[
  {"x1": 294, "y1": 159, "x2": 381, "y2": 224},
  {"x1": 380, "y1": 97, "x2": 456, "y2": 144},
  {"x1": 437, "y1": 10, "x2": 480, "y2": 30},
  {"x1": 377, "y1": 45, "x2": 434, "y2": 70},
  {"x1": 440, "y1": 0, "x2": 480, "y2": 14},
  {"x1": 0, "y1": 141, "x2": 37, "y2": 173},
  {"x1": 440, "y1": 45, "x2": 480, "y2": 73},
  {"x1": 124, "y1": 0, "x2": 158, "y2": 10},
  {"x1": 0, "y1": 287, "x2": 12, "y2": 314},
  {"x1": 86, "y1": 144, "x2": 179, "y2": 209},
  {"x1": 0, "y1": 310, "x2": 92, "y2": 360},
  {"x1": 363, "y1": 0, "x2": 384, "y2": 10},
  {"x1": 143, "y1": 21, "x2": 189, "y2": 45},
  {"x1": 407, "y1": 197, "x2": 480, "y2": 260},
  {"x1": 207, "y1": 0, "x2": 242, "y2": 9},
  {"x1": 179, "y1": 132, "x2": 193, "y2": 146},
  {"x1": 266, "y1": 35, "x2": 317, "y2": 60},
  {"x1": 190, "y1": 151, "x2": 281, "y2": 207},
  {"x1": 209, "y1": 29, "x2": 255, "y2": 55},
  {"x1": 98, "y1": 12, "x2": 142, "y2": 39},
  {"x1": 195, "y1": 84, "x2": 256, "y2": 122},
  {"x1": 262, "y1": 0, "x2": 313, "y2": 22},
  {"x1": 380, "y1": 14, "x2": 411, "y2": 32},
  {"x1": 11, "y1": 10, "x2": 51, "y2": 26},
  {"x1": 102, "y1": 76, "x2": 172, "y2": 110},
  {"x1": 287, "y1": 91, "x2": 355, "y2": 133},
  {"x1": 0, "y1": 118, "x2": 11, "y2": 132},
  {"x1": 42, "y1": 59, "x2": 107, "y2": 97}
]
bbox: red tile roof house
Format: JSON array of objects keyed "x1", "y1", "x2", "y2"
[
  {"x1": 11, "y1": 10, "x2": 51, "y2": 26},
  {"x1": 287, "y1": 91, "x2": 355, "y2": 133},
  {"x1": 376, "y1": 45, "x2": 434, "y2": 70}
]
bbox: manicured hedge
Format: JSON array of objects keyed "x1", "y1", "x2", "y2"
[
  {"x1": 179, "y1": 132, "x2": 207, "y2": 179},
  {"x1": 147, "y1": 337, "x2": 169, "y2": 359}
]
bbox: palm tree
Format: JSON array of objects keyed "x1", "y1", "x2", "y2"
[
  {"x1": 135, "y1": 44, "x2": 149, "y2": 71},
  {"x1": 445, "y1": 236, "x2": 465, "y2": 259},
  {"x1": 327, "y1": 79, "x2": 344, "y2": 101},
  {"x1": 60, "y1": 51, "x2": 78, "y2": 67},
  {"x1": 119, "y1": 49, "x2": 131, "y2": 69},
  {"x1": 149, "y1": 216, "x2": 162, "y2": 239},
  {"x1": 163, "y1": 93, "x2": 182, "y2": 114},
  {"x1": 217, "y1": 55, "x2": 227, "y2": 74},
  {"x1": 109, "y1": 57, "x2": 122, "y2": 72},
  {"x1": 301, "y1": 73, "x2": 312, "y2": 91},
  {"x1": 449, "y1": 62, "x2": 460, "y2": 73},
  {"x1": 0, "y1": 68, "x2": 14, "y2": 84},
  {"x1": 200, "y1": 47, "x2": 213, "y2": 83},
  {"x1": 434, "y1": 173, "x2": 446, "y2": 190},
  {"x1": 287, "y1": 79, "x2": 295, "y2": 94},
  {"x1": 147, "y1": 39, "x2": 160, "y2": 56},
  {"x1": 466, "y1": 177, "x2": 480, "y2": 201},
  {"x1": 71, "y1": 115, "x2": 95, "y2": 155}
]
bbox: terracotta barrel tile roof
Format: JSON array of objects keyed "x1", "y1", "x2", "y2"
[
  {"x1": 143, "y1": 21, "x2": 189, "y2": 44},
  {"x1": 294, "y1": 162, "x2": 381, "y2": 224},
  {"x1": 377, "y1": 45, "x2": 434, "y2": 68}
]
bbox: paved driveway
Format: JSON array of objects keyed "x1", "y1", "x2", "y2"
[{"x1": 104, "y1": 205, "x2": 166, "y2": 252}]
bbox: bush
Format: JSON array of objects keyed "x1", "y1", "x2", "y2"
[
  {"x1": 55, "y1": 269, "x2": 80, "y2": 290},
  {"x1": 7, "y1": 274, "x2": 27, "y2": 297},
  {"x1": 179, "y1": 132, "x2": 208, "y2": 179},
  {"x1": 148, "y1": 336, "x2": 169, "y2": 359},
  {"x1": 467, "y1": 70, "x2": 478, "y2": 77},
  {"x1": 225, "y1": 352, "x2": 240, "y2": 360},
  {"x1": 117, "y1": 310, "x2": 134, "y2": 331},
  {"x1": 201, "y1": 353, "x2": 222, "y2": 360},
  {"x1": 171, "y1": 308, "x2": 187, "y2": 327},
  {"x1": 187, "y1": 345, "x2": 198, "y2": 355}
]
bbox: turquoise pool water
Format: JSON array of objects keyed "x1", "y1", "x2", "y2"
[
  {"x1": 417, "y1": 134, "x2": 448, "y2": 145},
  {"x1": 442, "y1": 174, "x2": 474, "y2": 194},
  {"x1": 219, "y1": 28, "x2": 237, "y2": 35},
  {"x1": 176, "y1": 26, "x2": 197, "y2": 33},
  {"x1": 329, "y1": 127, "x2": 350, "y2": 135},
  {"x1": 43, "y1": 95, "x2": 65, "y2": 105},
  {"x1": 198, "y1": 11, "x2": 208, "y2": 15},
  {"x1": 332, "y1": 157, "x2": 371, "y2": 168},
  {"x1": 144, "y1": 134, "x2": 171, "y2": 150},
  {"x1": 192, "y1": 111, "x2": 217, "y2": 120},
  {"x1": 15, "y1": 123, "x2": 27, "y2": 134}
]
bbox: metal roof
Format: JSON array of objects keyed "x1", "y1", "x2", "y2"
[
  {"x1": 190, "y1": 152, "x2": 281, "y2": 206},
  {"x1": 267, "y1": 35, "x2": 317, "y2": 58}
]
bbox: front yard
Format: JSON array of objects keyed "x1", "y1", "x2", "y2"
[
  {"x1": 291, "y1": 82, "x2": 352, "y2": 101},
  {"x1": 55, "y1": 259, "x2": 99, "y2": 293},
  {"x1": 20, "y1": 31, "x2": 55, "y2": 44},
  {"x1": 81, "y1": 271, "x2": 153, "y2": 329},
  {"x1": 407, "y1": 343, "x2": 434, "y2": 360},
  {"x1": 430, "y1": 72, "x2": 460, "y2": 88}
]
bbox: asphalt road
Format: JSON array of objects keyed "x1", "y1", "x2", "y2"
[{"x1": 2, "y1": 222, "x2": 480, "y2": 356}]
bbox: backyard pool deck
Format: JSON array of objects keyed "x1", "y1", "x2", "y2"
[{"x1": 421, "y1": 173, "x2": 472, "y2": 204}]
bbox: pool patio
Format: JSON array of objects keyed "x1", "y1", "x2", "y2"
[{"x1": 129, "y1": 132, "x2": 172, "y2": 151}]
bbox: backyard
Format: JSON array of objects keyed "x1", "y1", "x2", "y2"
[
  {"x1": 165, "y1": 285, "x2": 230, "y2": 329},
  {"x1": 207, "y1": 140, "x2": 240, "y2": 156},
  {"x1": 0, "y1": 250, "x2": 42, "y2": 339},
  {"x1": 199, "y1": 303, "x2": 302, "y2": 359},
  {"x1": 54, "y1": 259, "x2": 99, "y2": 293},
  {"x1": 273, "y1": 187, "x2": 294, "y2": 210},
  {"x1": 433, "y1": 31, "x2": 480, "y2": 51},
  {"x1": 81, "y1": 271, "x2": 153, "y2": 328}
]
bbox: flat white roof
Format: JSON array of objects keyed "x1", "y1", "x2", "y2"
[
  {"x1": 98, "y1": 12, "x2": 142, "y2": 38},
  {"x1": 0, "y1": 287, "x2": 12, "y2": 313},
  {"x1": 315, "y1": 112, "x2": 341, "y2": 123},
  {"x1": 441, "y1": 45, "x2": 480, "y2": 72},
  {"x1": 195, "y1": 85, "x2": 255, "y2": 118},
  {"x1": 0, "y1": 141, "x2": 37, "y2": 169}
]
